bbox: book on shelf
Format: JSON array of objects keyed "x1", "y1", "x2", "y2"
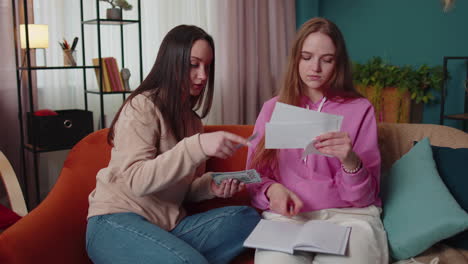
[
  {"x1": 92, "y1": 57, "x2": 126, "y2": 92},
  {"x1": 92, "y1": 57, "x2": 111, "y2": 92},
  {"x1": 104, "y1": 58, "x2": 118, "y2": 91},
  {"x1": 105, "y1": 57, "x2": 125, "y2": 91},
  {"x1": 243, "y1": 219, "x2": 351, "y2": 255},
  {"x1": 110, "y1": 57, "x2": 126, "y2": 91}
]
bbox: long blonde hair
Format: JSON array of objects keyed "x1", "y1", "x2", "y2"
[{"x1": 248, "y1": 17, "x2": 361, "y2": 174}]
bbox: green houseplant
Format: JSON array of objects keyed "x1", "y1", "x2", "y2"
[
  {"x1": 352, "y1": 57, "x2": 444, "y2": 123},
  {"x1": 100, "y1": 0, "x2": 133, "y2": 20}
]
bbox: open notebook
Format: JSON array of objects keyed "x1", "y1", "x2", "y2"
[{"x1": 243, "y1": 219, "x2": 351, "y2": 255}]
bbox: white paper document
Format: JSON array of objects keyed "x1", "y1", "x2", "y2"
[
  {"x1": 265, "y1": 122, "x2": 332, "y2": 149},
  {"x1": 265, "y1": 102, "x2": 343, "y2": 157},
  {"x1": 243, "y1": 219, "x2": 351, "y2": 255},
  {"x1": 270, "y1": 102, "x2": 343, "y2": 124}
]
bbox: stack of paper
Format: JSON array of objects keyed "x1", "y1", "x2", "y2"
[{"x1": 265, "y1": 102, "x2": 343, "y2": 157}]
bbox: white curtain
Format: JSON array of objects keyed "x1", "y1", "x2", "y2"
[
  {"x1": 33, "y1": 0, "x2": 296, "y2": 126},
  {"x1": 208, "y1": 0, "x2": 296, "y2": 124}
]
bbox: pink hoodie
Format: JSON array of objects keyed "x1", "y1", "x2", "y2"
[{"x1": 246, "y1": 96, "x2": 381, "y2": 212}]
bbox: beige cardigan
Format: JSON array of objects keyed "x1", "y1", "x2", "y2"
[{"x1": 88, "y1": 94, "x2": 215, "y2": 230}]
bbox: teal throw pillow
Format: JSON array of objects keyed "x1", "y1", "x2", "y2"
[
  {"x1": 431, "y1": 145, "x2": 468, "y2": 250},
  {"x1": 381, "y1": 137, "x2": 468, "y2": 260}
]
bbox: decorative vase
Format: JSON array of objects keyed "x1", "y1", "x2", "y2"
[
  {"x1": 106, "y1": 8, "x2": 122, "y2": 20},
  {"x1": 381, "y1": 87, "x2": 411, "y2": 123},
  {"x1": 358, "y1": 85, "x2": 411, "y2": 123}
]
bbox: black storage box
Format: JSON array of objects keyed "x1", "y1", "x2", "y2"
[{"x1": 27, "y1": 109, "x2": 93, "y2": 149}]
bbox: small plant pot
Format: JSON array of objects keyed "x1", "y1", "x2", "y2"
[
  {"x1": 106, "y1": 8, "x2": 122, "y2": 20},
  {"x1": 358, "y1": 85, "x2": 411, "y2": 123}
]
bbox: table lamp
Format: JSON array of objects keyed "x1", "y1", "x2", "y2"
[{"x1": 19, "y1": 24, "x2": 49, "y2": 66}]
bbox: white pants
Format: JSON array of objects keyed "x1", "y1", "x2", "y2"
[{"x1": 255, "y1": 205, "x2": 389, "y2": 264}]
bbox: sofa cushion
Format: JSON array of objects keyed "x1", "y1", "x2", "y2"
[
  {"x1": 431, "y1": 145, "x2": 468, "y2": 250},
  {"x1": 381, "y1": 137, "x2": 468, "y2": 260}
]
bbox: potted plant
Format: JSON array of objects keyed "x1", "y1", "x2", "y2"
[
  {"x1": 100, "y1": 0, "x2": 133, "y2": 20},
  {"x1": 352, "y1": 57, "x2": 444, "y2": 123}
]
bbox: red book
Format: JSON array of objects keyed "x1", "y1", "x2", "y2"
[
  {"x1": 104, "y1": 57, "x2": 118, "y2": 91},
  {"x1": 110, "y1": 58, "x2": 124, "y2": 91}
]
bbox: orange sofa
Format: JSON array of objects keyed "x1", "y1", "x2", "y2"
[
  {"x1": 0, "y1": 125, "x2": 255, "y2": 264},
  {"x1": 1, "y1": 123, "x2": 468, "y2": 264}
]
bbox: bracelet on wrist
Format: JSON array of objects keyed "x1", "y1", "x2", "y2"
[{"x1": 342, "y1": 159, "x2": 362, "y2": 174}]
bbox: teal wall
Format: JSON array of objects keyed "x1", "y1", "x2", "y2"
[
  {"x1": 296, "y1": 0, "x2": 320, "y2": 27},
  {"x1": 295, "y1": 0, "x2": 468, "y2": 129}
]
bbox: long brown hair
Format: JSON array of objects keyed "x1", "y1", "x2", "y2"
[
  {"x1": 107, "y1": 25, "x2": 215, "y2": 144},
  {"x1": 248, "y1": 17, "x2": 361, "y2": 173}
]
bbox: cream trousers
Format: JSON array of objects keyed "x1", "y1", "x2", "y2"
[{"x1": 255, "y1": 205, "x2": 389, "y2": 264}]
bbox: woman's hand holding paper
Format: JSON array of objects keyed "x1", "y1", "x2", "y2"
[{"x1": 313, "y1": 132, "x2": 361, "y2": 171}]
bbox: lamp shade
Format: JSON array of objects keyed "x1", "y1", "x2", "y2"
[{"x1": 20, "y1": 24, "x2": 49, "y2": 49}]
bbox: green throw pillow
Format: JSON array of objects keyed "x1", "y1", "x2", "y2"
[
  {"x1": 381, "y1": 137, "x2": 468, "y2": 260},
  {"x1": 431, "y1": 145, "x2": 468, "y2": 250}
]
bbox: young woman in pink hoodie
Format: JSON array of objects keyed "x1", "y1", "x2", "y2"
[{"x1": 247, "y1": 17, "x2": 388, "y2": 264}]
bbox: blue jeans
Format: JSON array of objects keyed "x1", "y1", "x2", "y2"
[{"x1": 86, "y1": 206, "x2": 260, "y2": 264}]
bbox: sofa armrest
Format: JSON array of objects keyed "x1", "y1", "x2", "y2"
[{"x1": 0, "y1": 129, "x2": 110, "y2": 264}]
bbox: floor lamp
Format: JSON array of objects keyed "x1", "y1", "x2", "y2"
[{"x1": 19, "y1": 24, "x2": 49, "y2": 66}]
